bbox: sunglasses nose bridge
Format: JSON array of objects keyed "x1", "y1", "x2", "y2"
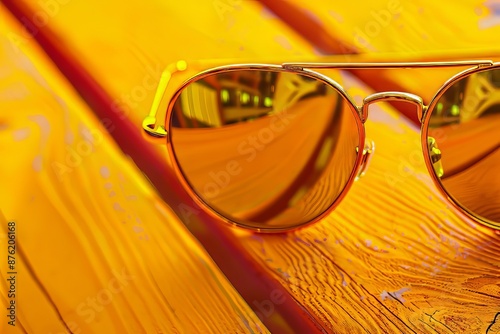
[{"x1": 361, "y1": 92, "x2": 425, "y2": 122}]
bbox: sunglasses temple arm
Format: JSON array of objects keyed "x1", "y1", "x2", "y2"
[{"x1": 142, "y1": 61, "x2": 188, "y2": 138}]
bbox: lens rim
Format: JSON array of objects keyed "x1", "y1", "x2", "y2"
[
  {"x1": 422, "y1": 62, "x2": 500, "y2": 230},
  {"x1": 165, "y1": 64, "x2": 366, "y2": 232}
]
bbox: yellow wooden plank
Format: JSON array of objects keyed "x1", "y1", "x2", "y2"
[
  {"x1": 6, "y1": 0, "x2": 317, "y2": 126},
  {"x1": 270, "y1": 0, "x2": 500, "y2": 55},
  {"x1": 2, "y1": 1, "x2": 332, "y2": 332},
  {"x1": 0, "y1": 7, "x2": 268, "y2": 333},
  {"x1": 3, "y1": 0, "x2": 500, "y2": 333}
]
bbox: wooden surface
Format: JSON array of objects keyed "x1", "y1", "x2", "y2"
[
  {"x1": 0, "y1": 8, "x2": 268, "y2": 334},
  {"x1": 1, "y1": 1, "x2": 500, "y2": 333}
]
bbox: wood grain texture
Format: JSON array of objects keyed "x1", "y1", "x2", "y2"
[
  {"x1": 1, "y1": 2, "x2": 323, "y2": 332},
  {"x1": 0, "y1": 8, "x2": 268, "y2": 333},
  {"x1": 2, "y1": 0, "x2": 500, "y2": 333},
  {"x1": 236, "y1": 89, "x2": 500, "y2": 332},
  {"x1": 259, "y1": 0, "x2": 500, "y2": 55}
]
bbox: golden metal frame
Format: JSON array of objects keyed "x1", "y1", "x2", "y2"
[{"x1": 143, "y1": 60, "x2": 499, "y2": 232}]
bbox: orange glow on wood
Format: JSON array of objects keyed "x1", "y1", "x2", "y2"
[{"x1": 1, "y1": 0, "x2": 500, "y2": 333}]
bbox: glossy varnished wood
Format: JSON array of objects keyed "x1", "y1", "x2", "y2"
[
  {"x1": 0, "y1": 9, "x2": 269, "y2": 333},
  {"x1": 2, "y1": 0, "x2": 500, "y2": 333}
]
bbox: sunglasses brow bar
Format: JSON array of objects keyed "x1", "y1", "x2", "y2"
[
  {"x1": 282, "y1": 60, "x2": 494, "y2": 70},
  {"x1": 144, "y1": 60, "x2": 495, "y2": 138}
]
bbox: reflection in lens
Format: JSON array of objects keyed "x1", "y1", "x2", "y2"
[
  {"x1": 170, "y1": 69, "x2": 360, "y2": 230},
  {"x1": 428, "y1": 68, "x2": 500, "y2": 224}
]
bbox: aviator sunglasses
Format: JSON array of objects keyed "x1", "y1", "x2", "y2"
[{"x1": 143, "y1": 60, "x2": 500, "y2": 232}]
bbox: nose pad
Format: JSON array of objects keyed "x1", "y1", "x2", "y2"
[
  {"x1": 355, "y1": 139, "x2": 375, "y2": 181},
  {"x1": 427, "y1": 137, "x2": 444, "y2": 178}
]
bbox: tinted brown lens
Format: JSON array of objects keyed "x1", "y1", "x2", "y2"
[
  {"x1": 428, "y1": 68, "x2": 500, "y2": 225},
  {"x1": 169, "y1": 69, "x2": 360, "y2": 230}
]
